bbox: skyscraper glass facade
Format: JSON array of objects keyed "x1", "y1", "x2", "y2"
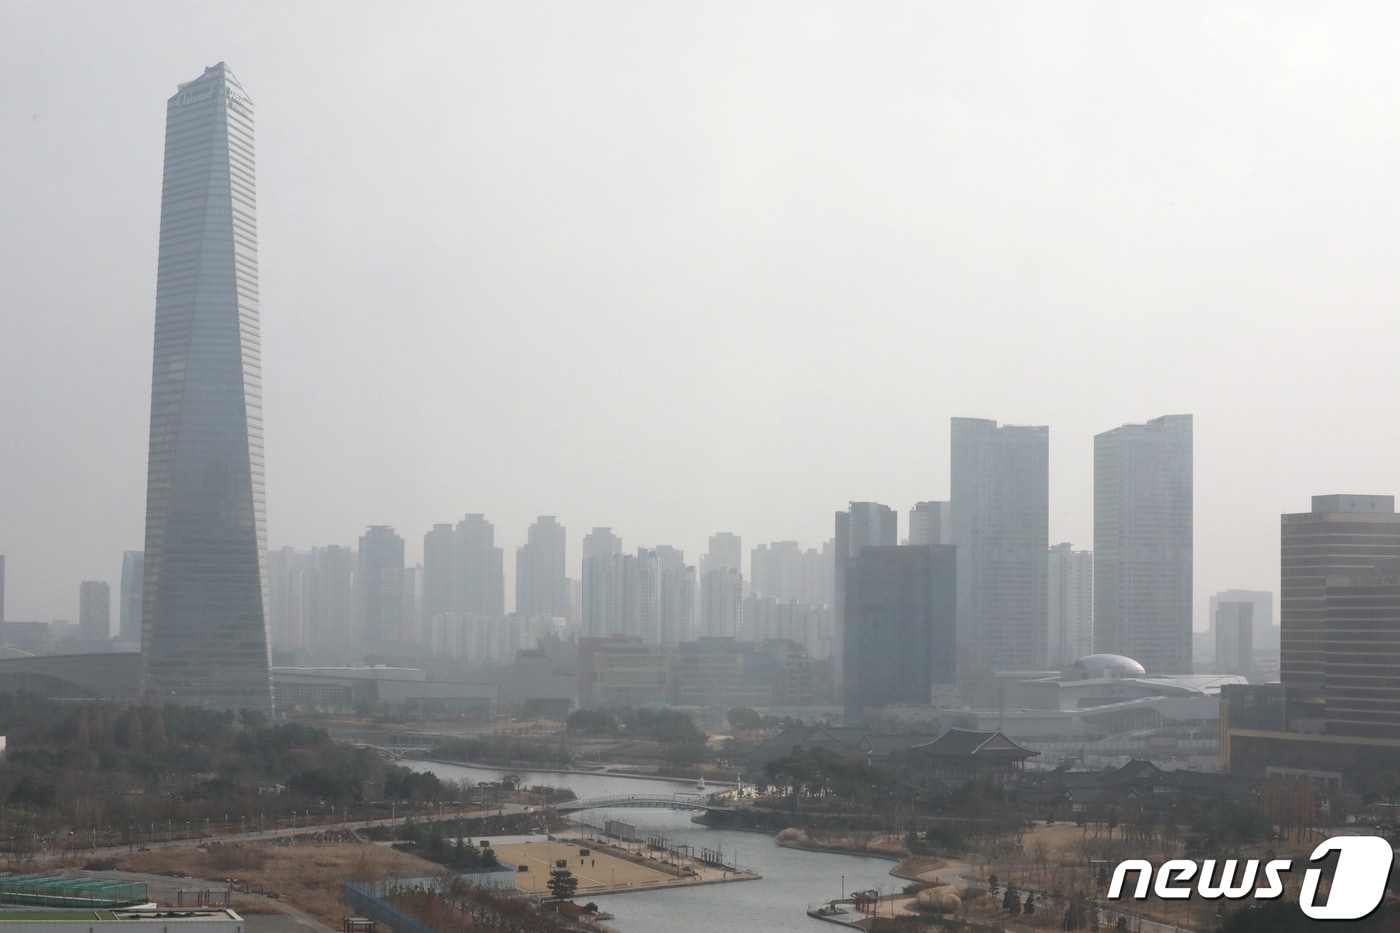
[
  {"x1": 1093, "y1": 414, "x2": 1193, "y2": 674},
  {"x1": 141, "y1": 63, "x2": 273, "y2": 713}
]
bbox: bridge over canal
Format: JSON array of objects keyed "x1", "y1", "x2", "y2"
[{"x1": 556, "y1": 794, "x2": 732, "y2": 815}]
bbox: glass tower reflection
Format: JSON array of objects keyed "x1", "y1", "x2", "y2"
[{"x1": 141, "y1": 63, "x2": 273, "y2": 713}]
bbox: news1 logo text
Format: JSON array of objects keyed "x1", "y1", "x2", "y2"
[{"x1": 1107, "y1": 835, "x2": 1391, "y2": 921}]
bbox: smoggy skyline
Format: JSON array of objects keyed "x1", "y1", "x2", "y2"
[{"x1": 6, "y1": 3, "x2": 1400, "y2": 628}]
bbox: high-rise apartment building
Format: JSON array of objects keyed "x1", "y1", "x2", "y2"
[
  {"x1": 700, "y1": 532, "x2": 743, "y2": 637},
  {"x1": 1093, "y1": 414, "x2": 1193, "y2": 673},
  {"x1": 305, "y1": 544, "x2": 355, "y2": 660},
  {"x1": 453, "y1": 514, "x2": 504, "y2": 617},
  {"x1": 78, "y1": 581, "x2": 111, "y2": 642},
  {"x1": 701, "y1": 533, "x2": 743, "y2": 579},
  {"x1": 267, "y1": 547, "x2": 313, "y2": 653},
  {"x1": 655, "y1": 545, "x2": 697, "y2": 645},
  {"x1": 950, "y1": 418, "x2": 1049, "y2": 673},
  {"x1": 621, "y1": 549, "x2": 662, "y2": 642},
  {"x1": 421, "y1": 524, "x2": 455, "y2": 628},
  {"x1": 842, "y1": 545, "x2": 957, "y2": 723},
  {"x1": 700, "y1": 566, "x2": 743, "y2": 638},
  {"x1": 581, "y1": 528, "x2": 623, "y2": 637},
  {"x1": 140, "y1": 64, "x2": 272, "y2": 712},
  {"x1": 517, "y1": 516, "x2": 569, "y2": 618},
  {"x1": 1047, "y1": 543, "x2": 1093, "y2": 665},
  {"x1": 357, "y1": 526, "x2": 405, "y2": 650}
]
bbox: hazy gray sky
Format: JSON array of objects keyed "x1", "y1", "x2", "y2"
[{"x1": 5, "y1": 2, "x2": 1400, "y2": 628}]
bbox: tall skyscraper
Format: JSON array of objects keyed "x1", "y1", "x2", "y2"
[
  {"x1": 140, "y1": 64, "x2": 272, "y2": 712},
  {"x1": 1048, "y1": 543, "x2": 1093, "y2": 665},
  {"x1": 79, "y1": 581, "x2": 111, "y2": 642},
  {"x1": 842, "y1": 545, "x2": 957, "y2": 723},
  {"x1": 357, "y1": 526, "x2": 405, "y2": 650},
  {"x1": 119, "y1": 551, "x2": 144, "y2": 645},
  {"x1": 833, "y1": 502, "x2": 898, "y2": 688},
  {"x1": 517, "y1": 516, "x2": 569, "y2": 618},
  {"x1": 1093, "y1": 414, "x2": 1193, "y2": 673},
  {"x1": 950, "y1": 417, "x2": 1049, "y2": 673}
]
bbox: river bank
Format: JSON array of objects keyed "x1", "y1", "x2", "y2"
[
  {"x1": 404, "y1": 755, "x2": 731, "y2": 790},
  {"x1": 407, "y1": 759, "x2": 924, "y2": 932}
]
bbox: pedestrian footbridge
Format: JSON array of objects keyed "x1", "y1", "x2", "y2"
[{"x1": 555, "y1": 794, "x2": 731, "y2": 814}]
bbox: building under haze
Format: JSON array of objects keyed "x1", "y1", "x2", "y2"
[
  {"x1": 1211, "y1": 589, "x2": 1275, "y2": 672},
  {"x1": 453, "y1": 514, "x2": 505, "y2": 617},
  {"x1": 908, "y1": 501, "x2": 952, "y2": 546},
  {"x1": 1223, "y1": 495, "x2": 1400, "y2": 792},
  {"x1": 357, "y1": 526, "x2": 405, "y2": 652},
  {"x1": 950, "y1": 418, "x2": 1049, "y2": 674},
  {"x1": 78, "y1": 581, "x2": 110, "y2": 642},
  {"x1": 833, "y1": 502, "x2": 898, "y2": 689},
  {"x1": 140, "y1": 64, "x2": 273, "y2": 712},
  {"x1": 516, "y1": 516, "x2": 569, "y2": 619},
  {"x1": 699, "y1": 532, "x2": 743, "y2": 638},
  {"x1": 421, "y1": 523, "x2": 455, "y2": 630},
  {"x1": 118, "y1": 551, "x2": 143, "y2": 646},
  {"x1": 1093, "y1": 414, "x2": 1193, "y2": 674},
  {"x1": 581, "y1": 527, "x2": 623, "y2": 637},
  {"x1": 654, "y1": 545, "x2": 698, "y2": 645},
  {"x1": 1047, "y1": 544, "x2": 1093, "y2": 666},
  {"x1": 306, "y1": 544, "x2": 355, "y2": 660},
  {"x1": 842, "y1": 544, "x2": 956, "y2": 723},
  {"x1": 1213, "y1": 600, "x2": 1253, "y2": 676}
]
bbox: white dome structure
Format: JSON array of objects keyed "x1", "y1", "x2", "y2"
[{"x1": 1070, "y1": 654, "x2": 1147, "y2": 679}]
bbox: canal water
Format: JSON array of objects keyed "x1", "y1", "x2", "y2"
[{"x1": 408, "y1": 760, "x2": 908, "y2": 932}]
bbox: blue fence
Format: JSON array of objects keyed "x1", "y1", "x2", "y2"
[{"x1": 342, "y1": 880, "x2": 438, "y2": 933}]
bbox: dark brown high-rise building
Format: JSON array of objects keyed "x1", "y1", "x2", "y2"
[
  {"x1": 1222, "y1": 494, "x2": 1400, "y2": 791},
  {"x1": 1280, "y1": 494, "x2": 1400, "y2": 738},
  {"x1": 1280, "y1": 495, "x2": 1400, "y2": 686}
]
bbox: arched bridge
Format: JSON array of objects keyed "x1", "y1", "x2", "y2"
[{"x1": 556, "y1": 794, "x2": 732, "y2": 814}]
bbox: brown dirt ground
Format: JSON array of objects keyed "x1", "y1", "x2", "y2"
[{"x1": 112, "y1": 842, "x2": 436, "y2": 929}]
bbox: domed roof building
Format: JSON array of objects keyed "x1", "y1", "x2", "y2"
[{"x1": 1066, "y1": 654, "x2": 1147, "y2": 680}]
